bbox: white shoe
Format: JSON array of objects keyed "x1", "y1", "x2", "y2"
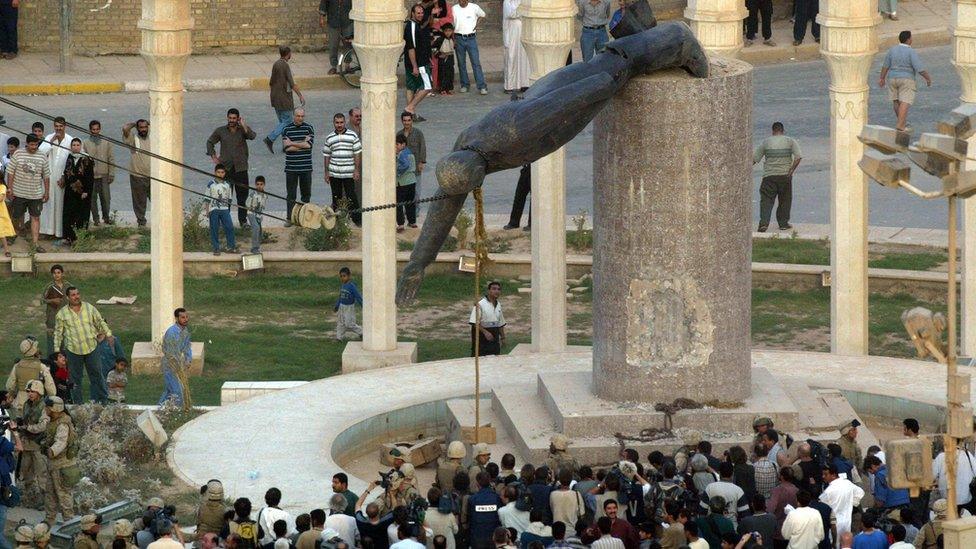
[
  {"x1": 460, "y1": 86, "x2": 470, "y2": 93},
  {"x1": 479, "y1": 88, "x2": 488, "y2": 95}
]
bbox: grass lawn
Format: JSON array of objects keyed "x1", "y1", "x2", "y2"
[
  {"x1": 0, "y1": 271, "x2": 944, "y2": 406},
  {"x1": 752, "y1": 237, "x2": 948, "y2": 271}
]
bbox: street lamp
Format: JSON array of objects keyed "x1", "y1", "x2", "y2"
[{"x1": 859, "y1": 109, "x2": 976, "y2": 520}]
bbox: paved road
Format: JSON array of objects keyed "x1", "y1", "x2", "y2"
[{"x1": 0, "y1": 44, "x2": 961, "y2": 228}]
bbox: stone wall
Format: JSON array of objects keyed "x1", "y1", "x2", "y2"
[{"x1": 18, "y1": 0, "x2": 790, "y2": 55}]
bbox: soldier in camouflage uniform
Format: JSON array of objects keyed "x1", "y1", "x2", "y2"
[
  {"x1": 436, "y1": 441, "x2": 466, "y2": 491},
  {"x1": 42, "y1": 397, "x2": 77, "y2": 524},
  {"x1": 836, "y1": 420, "x2": 863, "y2": 474},
  {"x1": 546, "y1": 434, "x2": 581, "y2": 480},
  {"x1": 109, "y1": 518, "x2": 138, "y2": 549},
  {"x1": 14, "y1": 523, "x2": 34, "y2": 549},
  {"x1": 5, "y1": 338, "x2": 56, "y2": 416},
  {"x1": 11, "y1": 380, "x2": 50, "y2": 494},
  {"x1": 75, "y1": 515, "x2": 102, "y2": 549},
  {"x1": 196, "y1": 479, "x2": 228, "y2": 537},
  {"x1": 468, "y1": 443, "x2": 491, "y2": 494},
  {"x1": 34, "y1": 522, "x2": 52, "y2": 549}
]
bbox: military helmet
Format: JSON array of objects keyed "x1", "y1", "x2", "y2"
[
  {"x1": 19, "y1": 337, "x2": 38, "y2": 357},
  {"x1": 205, "y1": 479, "x2": 224, "y2": 501},
  {"x1": 400, "y1": 463, "x2": 416, "y2": 479},
  {"x1": 388, "y1": 447, "x2": 406, "y2": 461},
  {"x1": 25, "y1": 380, "x2": 45, "y2": 395},
  {"x1": 14, "y1": 524, "x2": 34, "y2": 543},
  {"x1": 473, "y1": 442, "x2": 491, "y2": 457},
  {"x1": 551, "y1": 434, "x2": 570, "y2": 451},
  {"x1": 33, "y1": 522, "x2": 51, "y2": 542},
  {"x1": 447, "y1": 440, "x2": 466, "y2": 459},
  {"x1": 80, "y1": 514, "x2": 102, "y2": 531},
  {"x1": 681, "y1": 429, "x2": 702, "y2": 447},
  {"x1": 45, "y1": 396, "x2": 65, "y2": 413},
  {"x1": 113, "y1": 519, "x2": 134, "y2": 537},
  {"x1": 752, "y1": 416, "x2": 773, "y2": 429},
  {"x1": 147, "y1": 497, "x2": 164, "y2": 509}
]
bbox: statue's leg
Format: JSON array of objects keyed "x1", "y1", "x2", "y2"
[
  {"x1": 396, "y1": 151, "x2": 487, "y2": 305},
  {"x1": 606, "y1": 21, "x2": 709, "y2": 78}
]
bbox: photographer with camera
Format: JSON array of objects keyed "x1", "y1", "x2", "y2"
[
  {"x1": 9, "y1": 380, "x2": 48, "y2": 495},
  {"x1": 377, "y1": 464, "x2": 422, "y2": 517},
  {"x1": 6, "y1": 337, "x2": 56, "y2": 416}
]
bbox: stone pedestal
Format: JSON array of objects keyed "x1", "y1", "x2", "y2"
[
  {"x1": 590, "y1": 59, "x2": 753, "y2": 404},
  {"x1": 130, "y1": 341, "x2": 205, "y2": 376},
  {"x1": 343, "y1": 0, "x2": 415, "y2": 371},
  {"x1": 684, "y1": 0, "x2": 747, "y2": 58},
  {"x1": 520, "y1": 0, "x2": 576, "y2": 353},
  {"x1": 954, "y1": 0, "x2": 976, "y2": 355},
  {"x1": 139, "y1": 0, "x2": 191, "y2": 340},
  {"x1": 818, "y1": 0, "x2": 879, "y2": 356}
]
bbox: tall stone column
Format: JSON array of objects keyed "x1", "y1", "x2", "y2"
[
  {"x1": 818, "y1": 2, "x2": 879, "y2": 355},
  {"x1": 139, "y1": 0, "x2": 191, "y2": 340},
  {"x1": 520, "y1": 0, "x2": 575, "y2": 353},
  {"x1": 684, "y1": 0, "x2": 747, "y2": 58},
  {"x1": 342, "y1": 0, "x2": 417, "y2": 372},
  {"x1": 954, "y1": 0, "x2": 976, "y2": 355}
]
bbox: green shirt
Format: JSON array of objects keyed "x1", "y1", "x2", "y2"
[
  {"x1": 53, "y1": 302, "x2": 112, "y2": 355},
  {"x1": 754, "y1": 135, "x2": 802, "y2": 178}
]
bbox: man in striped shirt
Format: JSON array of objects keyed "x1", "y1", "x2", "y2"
[
  {"x1": 753, "y1": 121, "x2": 802, "y2": 233},
  {"x1": 53, "y1": 286, "x2": 112, "y2": 404},
  {"x1": 6, "y1": 134, "x2": 50, "y2": 252},
  {"x1": 282, "y1": 108, "x2": 315, "y2": 223},
  {"x1": 323, "y1": 113, "x2": 362, "y2": 226}
]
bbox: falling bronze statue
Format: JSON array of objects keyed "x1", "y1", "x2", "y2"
[{"x1": 396, "y1": 8, "x2": 709, "y2": 305}]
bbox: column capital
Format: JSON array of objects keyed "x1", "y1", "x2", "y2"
[
  {"x1": 684, "y1": 0, "x2": 747, "y2": 58},
  {"x1": 817, "y1": 1, "x2": 879, "y2": 94},
  {"x1": 351, "y1": 1, "x2": 405, "y2": 86},
  {"x1": 954, "y1": 0, "x2": 976, "y2": 102},
  {"x1": 520, "y1": 0, "x2": 576, "y2": 81}
]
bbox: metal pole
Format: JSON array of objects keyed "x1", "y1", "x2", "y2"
[
  {"x1": 947, "y1": 194, "x2": 959, "y2": 521},
  {"x1": 59, "y1": 0, "x2": 72, "y2": 72}
]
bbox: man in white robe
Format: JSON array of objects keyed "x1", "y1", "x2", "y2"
[
  {"x1": 39, "y1": 118, "x2": 73, "y2": 239},
  {"x1": 502, "y1": 0, "x2": 531, "y2": 92}
]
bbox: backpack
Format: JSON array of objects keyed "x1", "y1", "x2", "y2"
[
  {"x1": 513, "y1": 482, "x2": 533, "y2": 512},
  {"x1": 230, "y1": 519, "x2": 261, "y2": 549},
  {"x1": 438, "y1": 492, "x2": 460, "y2": 515},
  {"x1": 807, "y1": 439, "x2": 829, "y2": 470},
  {"x1": 647, "y1": 481, "x2": 686, "y2": 523}
]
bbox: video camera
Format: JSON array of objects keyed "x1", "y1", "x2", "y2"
[{"x1": 378, "y1": 469, "x2": 402, "y2": 490}]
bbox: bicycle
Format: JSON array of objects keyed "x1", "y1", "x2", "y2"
[{"x1": 337, "y1": 38, "x2": 362, "y2": 88}]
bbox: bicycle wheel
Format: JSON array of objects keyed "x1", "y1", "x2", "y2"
[{"x1": 338, "y1": 48, "x2": 362, "y2": 88}]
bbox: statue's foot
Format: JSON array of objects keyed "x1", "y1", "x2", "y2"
[
  {"x1": 681, "y1": 33, "x2": 709, "y2": 78},
  {"x1": 396, "y1": 262, "x2": 427, "y2": 306}
]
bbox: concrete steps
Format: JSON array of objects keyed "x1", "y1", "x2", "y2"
[{"x1": 818, "y1": 389, "x2": 882, "y2": 452}]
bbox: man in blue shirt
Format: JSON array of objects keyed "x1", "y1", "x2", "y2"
[
  {"x1": 160, "y1": 308, "x2": 191, "y2": 406},
  {"x1": 879, "y1": 31, "x2": 933, "y2": 131},
  {"x1": 865, "y1": 455, "x2": 910, "y2": 511},
  {"x1": 335, "y1": 266, "x2": 363, "y2": 341}
]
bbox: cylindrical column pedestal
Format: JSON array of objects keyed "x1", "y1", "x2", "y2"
[{"x1": 592, "y1": 59, "x2": 753, "y2": 404}]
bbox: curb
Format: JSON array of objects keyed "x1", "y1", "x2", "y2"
[
  {"x1": 741, "y1": 27, "x2": 951, "y2": 65},
  {"x1": 0, "y1": 81, "x2": 124, "y2": 95}
]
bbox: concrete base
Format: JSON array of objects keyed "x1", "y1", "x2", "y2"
[
  {"x1": 509, "y1": 343, "x2": 592, "y2": 355},
  {"x1": 943, "y1": 516, "x2": 976, "y2": 548},
  {"x1": 131, "y1": 341, "x2": 205, "y2": 376},
  {"x1": 220, "y1": 381, "x2": 309, "y2": 405},
  {"x1": 341, "y1": 341, "x2": 418, "y2": 373}
]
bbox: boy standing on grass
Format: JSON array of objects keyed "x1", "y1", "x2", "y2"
[
  {"x1": 246, "y1": 175, "x2": 268, "y2": 253},
  {"x1": 334, "y1": 266, "x2": 363, "y2": 341},
  {"x1": 106, "y1": 357, "x2": 128, "y2": 403},
  {"x1": 206, "y1": 164, "x2": 238, "y2": 256}
]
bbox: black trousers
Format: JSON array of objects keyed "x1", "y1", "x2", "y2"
[
  {"x1": 396, "y1": 184, "x2": 417, "y2": 226},
  {"x1": 471, "y1": 325, "x2": 501, "y2": 356},
  {"x1": 759, "y1": 175, "x2": 792, "y2": 229},
  {"x1": 746, "y1": 0, "x2": 773, "y2": 40},
  {"x1": 793, "y1": 0, "x2": 820, "y2": 42},
  {"x1": 0, "y1": 1, "x2": 17, "y2": 54},
  {"x1": 438, "y1": 55, "x2": 454, "y2": 92},
  {"x1": 226, "y1": 169, "x2": 250, "y2": 226},
  {"x1": 285, "y1": 171, "x2": 311, "y2": 221},
  {"x1": 330, "y1": 177, "x2": 362, "y2": 225},
  {"x1": 507, "y1": 164, "x2": 531, "y2": 228}
]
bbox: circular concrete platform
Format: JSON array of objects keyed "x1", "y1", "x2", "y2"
[{"x1": 168, "y1": 349, "x2": 961, "y2": 514}]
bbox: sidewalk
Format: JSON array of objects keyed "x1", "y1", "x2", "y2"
[{"x1": 0, "y1": 0, "x2": 953, "y2": 95}]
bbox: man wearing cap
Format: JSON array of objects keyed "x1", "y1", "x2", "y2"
[
  {"x1": 10, "y1": 379, "x2": 49, "y2": 495},
  {"x1": 836, "y1": 421, "x2": 863, "y2": 475},
  {"x1": 75, "y1": 515, "x2": 102, "y2": 549},
  {"x1": 547, "y1": 434, "x2": 581, "y2": 480},
  {"x1": 13, "y1": 524, "x2": 34, "y2": 549},
  {"x1": 53, "y1": 286, "x2": 112, "y2": 404},
  {"x1": 42, "y1": 396, "x2": 77, "y2": 523},
  {"x1": 6, "y1": 338, "x2": 56, "y2": 415},
  {"x1": 914, "y1": 499, "x2": 947, "y2": 548},
  {"x1": 436, "y1": 441, "x2": 467, "y2": 492},
  {"x1": 469, "y1": 443, "x2": 492, "y2": 494}
]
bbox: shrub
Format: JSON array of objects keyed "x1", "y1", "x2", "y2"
[{"x1": 301, "y1": 211, "x2": 352, "y2": 251}]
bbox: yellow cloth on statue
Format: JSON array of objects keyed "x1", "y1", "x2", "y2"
[{"x1": 0, "y1": 184, "x2": 15, "y2": 238}]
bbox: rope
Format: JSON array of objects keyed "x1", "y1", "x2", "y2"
[
  {"x1": 612, "y1": 399, "x2": 704, "y2": 443},
  {"x1": 471, "y1": 187, "x2": 492, "y2": 444}
]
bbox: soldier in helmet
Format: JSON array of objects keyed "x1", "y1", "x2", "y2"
[
  {"x1": 546, "y1": 434, "x2": 581, "y2": 480},
  {"x1": 673, "y1": 429, "x2": 702, "y2": 473},
  {"x1": 14, "y1": 523, "x2": 34, "y2": 549},
  {"x1": 381, "y1": 463, "x2": 421, "y2": 515},
  {"x1": 836, "y1": 420, "x2": 863, "y2": 473},
  {"x1": 468, "y1": 443, "x2": 491, "y2": 494},
  {"x1": 34, "y1": 522, "x2": 52, "y2": 549},
  {"x1": 110, "y1": 518, "x2": 138, "y2": 549},
  {"x1": 196, "y1": 479, "x2": 228, "y2": 536},
  {"x1": 10, "y1": 379, "x2": 50, "y2": 494},
  {"x1": 75, "y1": 514, "x2": 103, "y2": 549},
  {"x1": 6, "y1": 337, "x2": 56, "y2": 416},
  {"x1": 436, "y1": 440, "x2": 467, "y2": 491},
  {"x1": 388, "y1": 448, "x2": 406, "y2": 473},
  {"x1": 42, "y1": 396, "x2": 77, "y2": 524}
]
